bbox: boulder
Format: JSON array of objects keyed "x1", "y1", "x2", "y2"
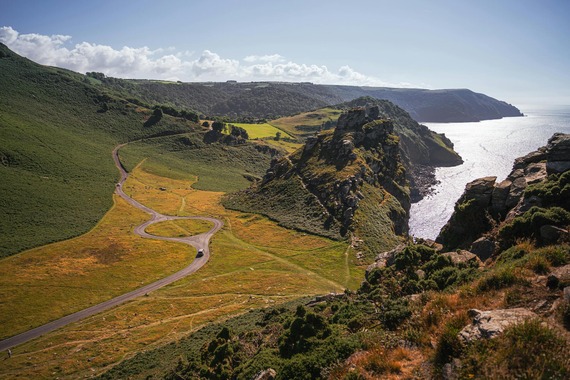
[
  {"x1": 470, "y1": 237, "x2": 496, "y2": 261},
  {"x1": 441, "y1": 250, "x2": 482, "y2": 267},
  {"x1": 442, "y1": 358, "x2": 462, "y2": 380},
  {"x1": 366, "y1": 244, "x2": 404, "y2": 271},
  {"x1": 540, "y1": 225, "x2": 568, "y2": 244},
  {"x1": 546, "y1": 264, "x2": 570, "y2": 289},
  {"x1": 458, "y1": 308, "x2": 537, "y2": 345},
  {"x1": 524, "y1": 162, "x2": 547, "y2": 185},
  {"x1": 421, "y1": 239, "x2": 444, "y2": 252},
  {"x1": 490, "y1": 179, "x2": 511, "y2": 214},
  {"x1": 253, "y1": 368, "x2": 277, "y2": 380},
  {"x1": 505, "y1": 177, "x2": 527, "y2": 209},
  {"x1": 546, "y1": 160, "x2": 570, "y2": 173},
  {"x1": 463, "y1": 176, "x2": 497, "y2": 206},
  {"x1": 415, "y1": 269, "x2": 426, "y2": 280}
]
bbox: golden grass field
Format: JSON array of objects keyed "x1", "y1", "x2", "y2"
[{"x1": 0, "y1": 160, "x2": 363, "y2": 379}]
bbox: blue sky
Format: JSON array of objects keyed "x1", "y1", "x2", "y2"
[{"x1": 1, "y1": 0, "x2": 569, "y2": 107}]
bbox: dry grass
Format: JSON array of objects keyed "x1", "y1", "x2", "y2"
[
  {"x1": 0, "y1": 165, "x2": 360, "y2": 379},
  {"x1": 0, "y1": 195, "x2": 192, "y2": 340},
  {"x1": 329, "y1": 346, "x2": 423, "y2": 380},
  {"x1": 145, "y1": 219, "x2": 214, "y2": 237}
]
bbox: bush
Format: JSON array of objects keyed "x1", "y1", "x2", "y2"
[
  {"x1": 476, "y1": 266, "x2": 526, "y2": 292},
  {"x1": 499, "y1": 206, "x2": 570, "y2": 245},
  {"x1": 380, "y1": 298, "x2": 411, "y2": 329},
  {"x1": 459, "y1": 319, "x2": 570, "y2": 379},
  {"x1": 434, "y1": 313, "x2": 469, "y2": 367},
  {"x1": 537, "y1": 244, "x2": 570, "y2": 266}
]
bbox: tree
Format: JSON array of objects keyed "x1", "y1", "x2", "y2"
[
  {"x1": 275, "y1": 131, "x2": 282, "y2": 141},
  {"x1": 153, "y1": 107, "x2": 163, "y2": 118},
  {"x1": 212, "y1": 121, "x2": 225, "y2": 132}
]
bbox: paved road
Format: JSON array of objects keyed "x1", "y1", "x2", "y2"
[{"x1": 0, "y1": 144, "x2": 223, "y2": 351}]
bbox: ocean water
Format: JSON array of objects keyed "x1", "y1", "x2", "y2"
[{"x1": 409, "y1": 107, "x2": 570, "y2": 239}]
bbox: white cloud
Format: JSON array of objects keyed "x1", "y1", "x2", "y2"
[
  {"x1": 243, "y1": 54, "x2": 284, "y2": 63},
  {"x1": 0, "y1": 26, "x2": 413, "y2": 87}
]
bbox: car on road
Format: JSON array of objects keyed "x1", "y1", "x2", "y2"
[{"x1": 196, "y1": 249, "x2": 204, "y2": 258}]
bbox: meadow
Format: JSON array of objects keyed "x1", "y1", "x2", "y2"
[
  {"x1": 269, "y1": 107, "x2": 343, "y2": 137},
  {"x1": 0, "y1": 151, "x2": 363, "y2": 379},
  {"x1": 231, "y1": 122, "x2": 292, "y2": 140}
]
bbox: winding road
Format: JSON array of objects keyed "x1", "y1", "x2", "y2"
[{"x1": 0, "y1": 144, "x2": 223, "y2": 351}]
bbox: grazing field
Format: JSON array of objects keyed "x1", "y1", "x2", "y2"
[
  {"x1": 118, "y1": 134, "x2": 273, "y2": 192},
  {"x1": 0, "y1": 194, "x2": 193, "y2": 341},
  {"x1": 0, "y1": 155, "x2": 363, "y2": 379},
  {"x1": 145, "y1": 219, "x2": 214, "y2": 238},
  {"x1": 269, "y1": 107, "x2": 343, "y2": 137},
  {"x1": 231, "y1": 122, "x2": 293, "y2": 139}
]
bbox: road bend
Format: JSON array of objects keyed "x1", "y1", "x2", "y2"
[{"x1": 0, "y1": 144, "x2": 223, "y2": 351}]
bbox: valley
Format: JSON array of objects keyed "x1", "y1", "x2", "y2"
[
  {"x1": 0, "y1": 137, "x2": 361, "y2": 379},
  {"x1": 0, "y1": 42, "x2": 568, "y2": 379}
]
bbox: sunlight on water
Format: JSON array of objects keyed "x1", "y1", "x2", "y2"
[{"x1": 409, "y1": 108, "x2": 570, "y2": 239}]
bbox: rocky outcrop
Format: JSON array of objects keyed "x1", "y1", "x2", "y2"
[
  {"x1": 367, "y1": 244, "x2": 405, "y2": 271},
  {"x1": 253, "y1": 368, "x2": 277, "y2": 380},
  {"x1": 437, "y1": 133, "x2": 570, "y2": 251},
  {"x1": 547, "y1": 264, "x2": 570, "y2": 289},
  {"x1": 458, "y1": 308, "x2": 537, "y2": 345},
  {"x1": 339, "y1": 97, "x2": 463, "y2": 202},
  {"x1": 441, "y1": 250, "x2": 482, "y2": 267},
  {"x1": 225, "y1": 105, "x2": 412, "y2": 254}
]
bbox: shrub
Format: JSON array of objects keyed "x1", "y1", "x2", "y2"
[
  {"x1": 476, "y1": 266, "x2": 526, "y2": 292},
  {"x1": 537, "y1": 244, "x2": 570, "y2": 266},
  {"x1": 380, "y1": 298, "x2": 411, "y2": 329},
  {"x1": 459, "y1": 319, "x2": 570, "y2": 379},
  {"x1": 499, "y1": 206, "x2": 570, "y2": 245},
  {"x1": 434, "y1": 313, "x2": 469, "y2": 367},
  {"x1": 525, "y1": 254, "x2": 550, "y2": 274}
]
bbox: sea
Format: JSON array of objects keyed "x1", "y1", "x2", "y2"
[{"x1": 409, "y1": 106, "x2": 570, "y2": 240}]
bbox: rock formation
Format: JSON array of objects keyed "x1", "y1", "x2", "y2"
[
  {"x1": 458, "y1": 308, "x2": 537, "y2": 345},
  {"x1": 225, "y1": 105, "x2": 411, "y2": 254},
  {"x1": 437, "y1": 133, "x2": 570, "y2": 253}
]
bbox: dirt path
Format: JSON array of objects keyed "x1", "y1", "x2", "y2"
[{"x1": 0, "y1": 144, "x2": 223, "y2": 351}]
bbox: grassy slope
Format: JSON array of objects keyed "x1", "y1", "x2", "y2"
[
  {"x1": 118, "y1": 134, "x2": 274, "y2": 192},
  {"x1": 231, "y1": 122, "x2": 293, "y2": 139},
  {"x1": 270, "y1": 107, "x2": 343, "y2": 137},
  {"x1": 0, "y1": 162, "x2": 362, "y2": 379},
  {"x1": 0, "y1": 45, "x2": 192, "y2": 257}
]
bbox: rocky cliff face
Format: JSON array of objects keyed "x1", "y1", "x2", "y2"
[
  {"x1": 437, "y1": 133, "x2": 570, "y2": 253},
  {"x1": 338, "y1": 97, "x2": 463, "y2": 201},
  {"x1": 224, "y1": 105, "x2": 411, "y2": 255}
]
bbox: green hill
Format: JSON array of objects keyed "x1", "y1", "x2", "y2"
[
  {"x1": 0, "y1": 44, "x2": 203, "y2": 256},
  {"x1": 224, "y1": 105, "x2": 412, "y2": 255},
  {"x1": 95, "y1": 77, "x2": 523, "y2": 122}
]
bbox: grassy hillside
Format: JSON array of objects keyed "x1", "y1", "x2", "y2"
[
  {"x1": 117, "y1": 133, "x2": 275, "y2": 192},
  {"x1": 231, "y1": 122, "x2": 293, "y2": 139},
  {"x1": 0, "y1": 44, "x2": 195, "y2": 257},
  {"x1": 95, "y1": 77, "x2": 523, "y2": 122},
  {"x1": 270, "y1": 107, "x2": 343, "y2": 138}
]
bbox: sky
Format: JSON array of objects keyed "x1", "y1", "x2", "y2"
[{"x1": 0, "y1": 0, "x2": 569, "y2": 108}]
